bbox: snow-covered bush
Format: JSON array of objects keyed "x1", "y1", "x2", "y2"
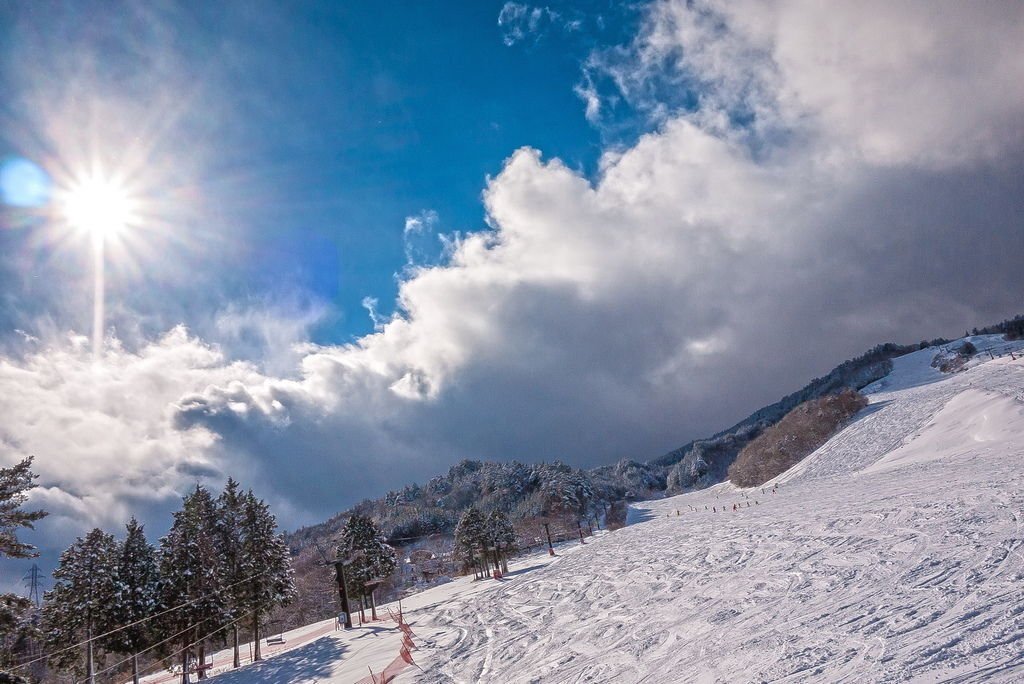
[{"x1": 666, "y1": 424, "x2": 763, "y2": 492}]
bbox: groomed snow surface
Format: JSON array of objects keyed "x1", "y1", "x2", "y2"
[{"x1": 196, "y1": 336, "x2": 1024, "y2": 683}]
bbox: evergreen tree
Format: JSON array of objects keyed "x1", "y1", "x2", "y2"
[
  {"x1": 337, "y1": 515, "x2": 396, "y2": 620},
  {"x1": 216, "y1": 479, "x2": 247, "y2": 668},
  {"x1": 486, "y1": 510, "x2": 517, "y2": 574},
  {"x1": 0, "y1": 457, "x2": 47, "y2": 559},
  {"x1": 239, "y1": 490, "x2": 295, "y2": 662},
  {"x1": 0, "y1": 457, "x2": 46, "y2": 682},
  {"x1": 42, "y1": 528, "x2": 119, "y2": 676},
  {"x1": 158, "y1": 486, "x2": 227, "y2": 682},
  {"x1": 0, "y1": 594, "x2": 39, "y2": 683},
  {"x1": 454, "y1": 507, "x2": 488, "y2": 578},
  {"x1": 108, "y1": 518, "x2": 159, "y2": 684}
]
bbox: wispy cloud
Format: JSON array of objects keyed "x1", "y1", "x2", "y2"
[
  {"x1": 402, "y1": 209, "x2": 441, "y2": 267},
  {"x1": 498, "y1": 3, "x2": 582, "y2": 47}
]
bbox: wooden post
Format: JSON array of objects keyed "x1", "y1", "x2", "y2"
[
  {"x1": 544, "y1": 523, "x2": 555, "y2": 556},
  {"x1": 132, "y1": 652, "x2": 140, "y2": 684}
]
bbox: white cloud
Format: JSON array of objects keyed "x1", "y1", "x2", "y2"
[
  {"x1": 2, "y1": 0, "x2": 1023, "y2": 567},
  {"x1": 585, "y1": 0, "x2": 1024, "y2": 167},
  {"x1": 213, "y1": 297, "x2": 328, "y2": 376},
  {"x1": 0, "y1": 328, "x2": 251, "y2": 571}
]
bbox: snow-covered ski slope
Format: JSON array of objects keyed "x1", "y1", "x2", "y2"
[
  {"x1": 174, "y1": 550, "x2": 565, "y2": 684},
  {"x1": 405, "y1": 336, "x2": 1024, "y2": 683}
]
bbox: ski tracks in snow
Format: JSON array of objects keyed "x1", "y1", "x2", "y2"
[{"x1": 408, "y1": 344, "x2": 1024, "y2": 683}]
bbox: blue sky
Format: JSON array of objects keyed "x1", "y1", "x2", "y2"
[
  {"x1": 0, "y1": 0, "x2": 1023, "y2": 574},
  {"x1": 0, "y1": 0, "x2": 638, "y2": 346},
  {"x1": 203, "y1": 0, "x2": 629, "y2": 342}
]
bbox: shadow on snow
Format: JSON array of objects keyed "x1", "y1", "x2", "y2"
[{"x1": 208, "y1": 634, "x2": 347, "y2": 683}]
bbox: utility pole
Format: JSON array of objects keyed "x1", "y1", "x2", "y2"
[
  {"x1": 22, "y1": 564, "x2": 44, "y2": 607},
  {"x1": 86, "y1": 624, "x2": 95, "y2": 684},
  {"x1": 314, "y1": 542, "x2": 354, "y2": 630},
  {"x1": 543, "y1": 522, "x2": 555, "y2": 556},
  {"x1": 333, "y1": 560, "x2": 353, "y2": 628}
]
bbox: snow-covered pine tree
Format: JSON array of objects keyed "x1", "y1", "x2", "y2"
[
  {"x1": 0, "y1": 593, "x2": 37, "y2": 682},
  {"x1": 42, "y1": 528, "x2": 119, "y2": 677},
  {"x1": 0, "y1": 456, "x2": 47, "y2": 559},
  {"x1": 337, "y1": 515, "x2": 372, "y2": 621},
  {"x1": 486, "y1": 510, "x2": 516, "y2": 574},
  {"x1": 0, "y1": 458, "x2": 45, "y2": 683},
  {"x1": 239, "y1": 490, "x2": 295, "y2": 662},
  {"x1": 215, "y1": 479, "x2": 247, "y2": 668},
  {"x1": 158, "y1": 485, "x2": 228, "y2": 682},
  {"x1": 454, "y1": 507, "x2": 488, "y2": 578},
  {"x1": 337, "y1": 515, "x2": 396, "y2": 620},
  {"x1": 107, "y1": 518, "x2": 159, "y2": 684}
]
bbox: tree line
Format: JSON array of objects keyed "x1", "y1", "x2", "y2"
[
  {"x1": 0, "y1": 467, "x2": 296, "y2": 684},
  {"x1": 42, "y1": 478, "x2": 295, "y2": 683}
]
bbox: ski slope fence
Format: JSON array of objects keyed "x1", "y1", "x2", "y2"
[{"x1": 354, "y1": 607, "x2": 418, "y2": 684}]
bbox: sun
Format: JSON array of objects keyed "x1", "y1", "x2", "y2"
[{"x1": 60, "y1": 173, "x2": 138, "y2": 240}]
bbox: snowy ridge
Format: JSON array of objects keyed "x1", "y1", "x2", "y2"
[
  {"x1": 778, "y1": 335, "x2": 1024, "y2": 484},
  {"x1": 401, "y1": 336, "x2": 1024, "y2": 683}
]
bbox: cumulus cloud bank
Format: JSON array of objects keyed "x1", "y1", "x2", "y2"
[{"x1": 2, "y1": 0, "x2": 1023, "y2": 565}]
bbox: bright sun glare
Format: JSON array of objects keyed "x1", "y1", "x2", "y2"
[{"x1": 61, "y1": 175, "x2": 137, "y2": 239}]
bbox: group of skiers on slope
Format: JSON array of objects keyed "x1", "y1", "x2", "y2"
[{"x1": 669, "y1": 483, "x2": 781, "y2": 516}]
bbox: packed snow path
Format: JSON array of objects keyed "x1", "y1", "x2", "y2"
[{"x1": 406, "y1": 338, "x2": 1024, "y2": 683}]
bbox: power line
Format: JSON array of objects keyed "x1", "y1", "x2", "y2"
[
  {"x1": 86, "y1": 598, "x2": 281, "y2": 684},
  {"x1": 4, "y1": 566, "x2": 273, "y2": 674}
]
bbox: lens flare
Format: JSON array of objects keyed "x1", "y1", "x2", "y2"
[{"x1": 0, "y1": 157, "x2": 51, "y2": 208}]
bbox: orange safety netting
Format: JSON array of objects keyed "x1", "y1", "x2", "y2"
[{"x1": 353, "y1": 607, "x2": 418, "y2": 684}]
